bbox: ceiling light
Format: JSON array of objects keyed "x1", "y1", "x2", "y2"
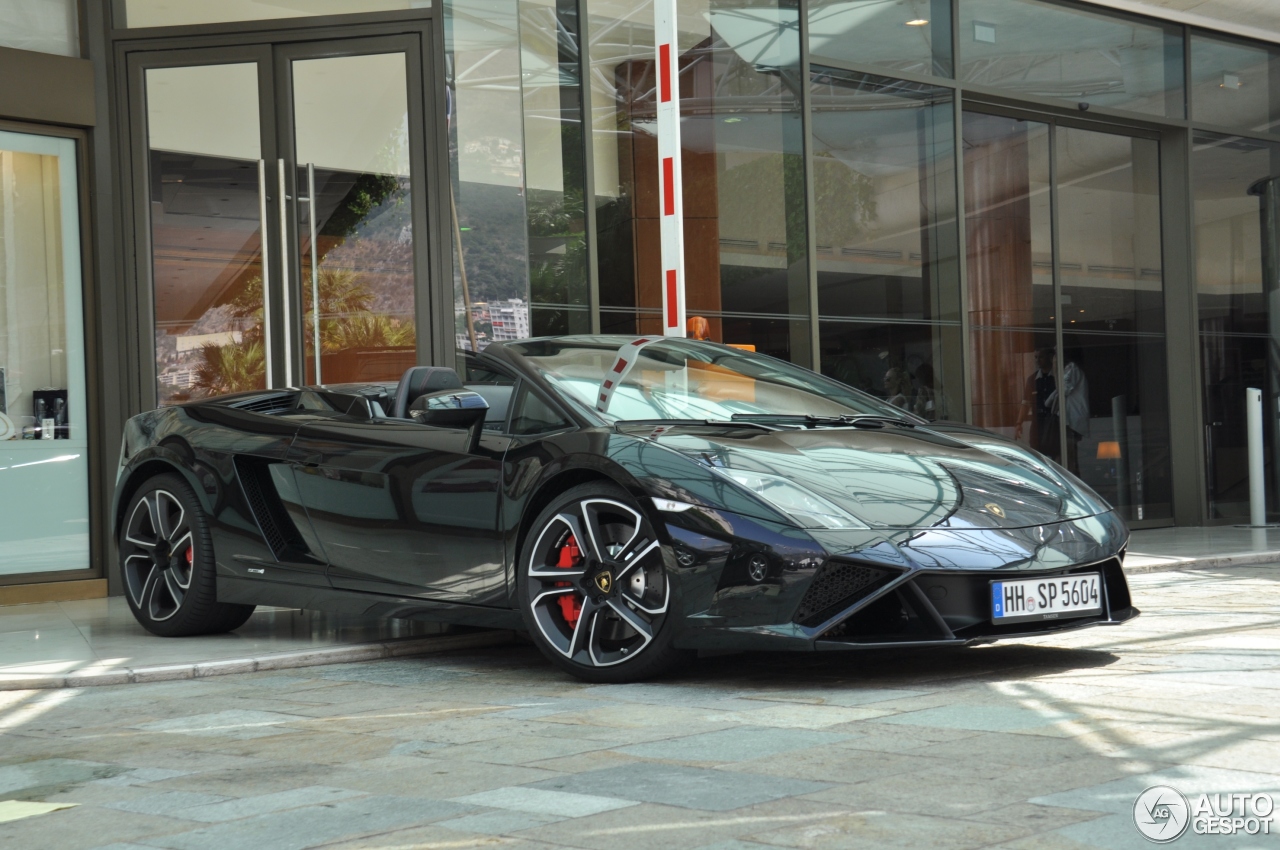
[
  {"x1": 974, "y1": 21, "x2": 997, "y2": 43},
  {"x1": 905, "y1": 18, "x2": 928, "y2": 26}
]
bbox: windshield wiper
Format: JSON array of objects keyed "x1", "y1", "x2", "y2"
[
  {"x1": 615, "y1": 418, "x2": 777, "y2": 432},
  {"x1": 730, "y1": 413, "x2": 917, "y2": 429}
]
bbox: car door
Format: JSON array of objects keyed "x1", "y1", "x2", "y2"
[{"x1": 287, "y1": 383, "x2": 514, "y2": 605}]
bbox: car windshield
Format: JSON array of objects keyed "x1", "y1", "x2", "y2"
[{"x1": 507, "y1": 337, "x2": 918, "y2": 424}]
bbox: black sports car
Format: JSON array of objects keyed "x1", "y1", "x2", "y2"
[{"x1": 114, "y1": 335, "x2": 1136, "y2": 682}]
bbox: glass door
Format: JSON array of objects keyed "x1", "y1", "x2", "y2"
[
  {"x1": 133, "y1": 35, "x2": 430, "y2": 404},
  {"x1": 141, "y1": 51, "x2": 272, "y2": 404},
  {"x1": 964, "y1": 111, "x2": 1173, "y2": 522},
  {"x1": 283, "y1": 46, "x2": 420, "y2": 387}
]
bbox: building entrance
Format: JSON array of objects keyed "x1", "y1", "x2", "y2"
[
  {"x1": 964, "y1": 110, "x2": 1172, "y2": 523},
  {"x1": 127, "y1": 33, "x2": 437, "y2": 404}
]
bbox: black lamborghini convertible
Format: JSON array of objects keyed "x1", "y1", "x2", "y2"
[{"x1": 114, "y1": 335, "x2": 1136, "y2": 682}]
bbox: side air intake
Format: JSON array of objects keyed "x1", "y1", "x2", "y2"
[
  {"x1": 233, "y1": 456, "x2": 307, "y2": 560},
  {"x1": 794, "y1": 561, "x2": 896, "y2": 627}
]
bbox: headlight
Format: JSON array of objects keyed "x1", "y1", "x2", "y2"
[{"x1": 716, "y1": 468, "x2": 868, "y2": 529}]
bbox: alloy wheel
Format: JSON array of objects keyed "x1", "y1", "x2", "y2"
[
  {"x1": 122, "y1": 489, "x2": 195, "y2": 622},
  {"x1": 526, "y1": 497, "x2": 669, "y2": 667}
]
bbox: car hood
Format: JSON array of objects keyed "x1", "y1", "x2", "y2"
[{"x1": 637, "y1": 424, "x2": 1109, "y2": 531}]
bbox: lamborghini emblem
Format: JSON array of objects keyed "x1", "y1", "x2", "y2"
[
  {"x1": 985, "y1": 503, "x2": 1005, "y2": 519},
  {"x1": 595, "y1": 571, "x2": 613, "y2": 593}
]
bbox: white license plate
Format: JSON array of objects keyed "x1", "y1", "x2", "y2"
[{"x1": 991, "y1": 573, "x2": 1102, "y2": 623}]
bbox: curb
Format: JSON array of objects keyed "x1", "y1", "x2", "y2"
[
  {"x1": 1122, "y1": 550, "x2": 1280, "y2": 575},
  {"x1": 0, "y1": 630, "x2": 517, "y2": 692}
]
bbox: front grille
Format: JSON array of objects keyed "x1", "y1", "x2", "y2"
[{"x1": 794, "y1": 561, "x2": 894, "y2": 627}]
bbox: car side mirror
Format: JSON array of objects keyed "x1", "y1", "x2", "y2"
[{"x1": 410, "y1": 390, "x2": 489, "y2": 450}]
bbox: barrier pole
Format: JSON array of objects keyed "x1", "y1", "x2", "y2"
[
  {"x1": 655, "y1": 0, "x2": 686, "y2": 337},
  {"x1": 1248, "y1": 387, "x2": 1266, "y2": 527}
]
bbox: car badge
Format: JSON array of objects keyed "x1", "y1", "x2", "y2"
[
  {"x1": 595, "y1": 571, "x2": 613, "y2": 593},
  {"x1": 985, "y1": 503, "x2": 1005, "y2": 519}
]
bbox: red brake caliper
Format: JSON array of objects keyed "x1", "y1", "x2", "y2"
[{"x1": 554, "y1": 534, "x2": 584, "y2": 628}]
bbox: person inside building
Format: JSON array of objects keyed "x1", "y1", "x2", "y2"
[
  {"x1": 1047, "y1": 350, "x2": 1089, "y2": 475},
  {"x1": 1015, "y1": 347, "x2": 1059, "y2": 459}
]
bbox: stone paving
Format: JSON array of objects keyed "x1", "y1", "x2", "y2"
[{"x1": 1, "y1": 566, "x2": 1278, "y2": 850}]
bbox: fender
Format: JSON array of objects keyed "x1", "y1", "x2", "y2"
[{"x1": 112, "y1": 444, "x2": 209, "y2": 544}]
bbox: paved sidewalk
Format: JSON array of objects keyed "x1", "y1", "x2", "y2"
[
  {"x1": 0, "y1": 525, "x2": 1274, "y2": 692},
  {"x1": 0, "y1": 565, "x2": 1277, "y2": 850},
  {"x1": 0, "y1": 600, "x2": 513, "y2": 690},
  {"x1": 1125, "y1": 526, "x2": 1280, "y2": 572}
]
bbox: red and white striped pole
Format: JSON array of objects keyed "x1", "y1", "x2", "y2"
[{"x1": 655, "y1": 0, "x2": 686, "y2": 337}]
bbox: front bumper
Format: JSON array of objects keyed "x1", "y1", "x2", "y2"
[{"x1": 665, "y1": 507, "x2": 1135, "y2": 652}]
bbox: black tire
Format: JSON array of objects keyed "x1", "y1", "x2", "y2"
[
  {"x1": 119, "y1": 472, "x2": 255, "y2": 637},
  {"x1": 517, "y1": 481, "x2": 689, "y2": 683}
]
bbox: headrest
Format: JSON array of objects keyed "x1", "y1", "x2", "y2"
[{"x1": 392, "y1": 366, "x2": 464, "y2": 418}]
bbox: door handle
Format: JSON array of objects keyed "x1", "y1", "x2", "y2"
[
  {"x1": 301, "y1": 454, "x2": 323, "y2": 468},
  {"x1": 306, "y1": 163, "x2": 321, "y2": 386},
  {"x1": 258, "y1": 159, "x2": 274, "y2": 389},
  {"x1": 278, "y1": 158, "x2": 294, "y2": 388}
]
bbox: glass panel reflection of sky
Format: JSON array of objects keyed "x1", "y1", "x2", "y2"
[{"x1": 958, "y1": 0, "x2": 1183, "y2": 118}]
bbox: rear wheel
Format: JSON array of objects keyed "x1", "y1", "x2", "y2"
[
  {"x1": 119, "y1": 473, "x2": 255, "y2": 637},
  {"x1": 518, "y1": 482, "x2": 688, "y2": 682}
]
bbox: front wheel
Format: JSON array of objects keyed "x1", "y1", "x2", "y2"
[
  {"x1": 517, "y1": 482, "x2": 688, "y2": 683},
  {"x1": 119, "y1": 473, "x2": 255, "y2": 637}
]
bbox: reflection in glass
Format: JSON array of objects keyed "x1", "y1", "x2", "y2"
[
  {"x1": 146, "y1": 63, "x2": 266, "y2": 404},
  {"x1": 958, "y1": 0, "x2": 1183, "y2": 118},
  {"x1": 0, "y1": 0, "x2": 80, "y2": 56},
  {"x1": 293, "y1": 53, "x2": 416, "y2": 386},
  {"x1": 1054, "y1": 126, "x2": 1169, "y2": 520},
  {"x1": 520, "y1": 0, "x2": 591, "y2": 337},
  {"x1": 1191, "y1": 33, "x2": 1280, "y2": 135},
  {"x1": 444, "y1": 0, "x2": 531, "y2": 351},
  {"x1": 963, "y1": 112, "x2": 1053, "y2": 450},
  {"x1": 1194, "y1": 133, "x2": 1280, "y2": 518},
  {"x1": 821, "y1": 321, "x2": 962, "y2": 422},
  {"x1": 588, "y1": 0, "x2": 810, "y2": 363},
  {"x1": 963, "y1": 115, "x2": 1171, "y2": 520},
  {"x1": 810, "y1": 69, "x2": 960, "y2": 417},
  {"x1": 808, "y1": 0, "x2": 951, "y2": 78}
]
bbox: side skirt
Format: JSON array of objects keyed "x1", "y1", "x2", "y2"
[{"x1": 218, "y1": 576, "x2": 524, "y2": 630}]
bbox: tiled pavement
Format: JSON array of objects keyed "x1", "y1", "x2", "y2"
[{"x1": 1, "y1": 565, "x2": 1279, "y2": 849}]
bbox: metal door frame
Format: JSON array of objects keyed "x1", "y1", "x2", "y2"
[{"x1": 117, "y1": 16, "x2": 450, "y2": 410}]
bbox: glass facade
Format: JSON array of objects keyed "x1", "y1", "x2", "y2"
[
  {"x1": 18, "y1": 0, "x2": 1280, "y2": 596},
  {"x1": 1194, "y1": 133, "x2": 1280, "y2": 519},
  {"x1": 1191, "y1": 32, "x2": 1280, "y2": 134},
  {"x1": 811, "y1": 70, "x2": 961, "y2": 418},
  {"x1": 958, "y1": 0, "x2": 1184, "y2": 117},
  {"x1": 0, "y1": 130, "x2": 89, "y2": 575},
  {"x1": 809, "y1": 0, "x2": 951, "y2": 78},
  {"x1": 588, "y1": 0, "x2": 811, "y2": 362},
  {"x1": 448, "y1": 0, "x2": 1276, "y2": 525}
]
